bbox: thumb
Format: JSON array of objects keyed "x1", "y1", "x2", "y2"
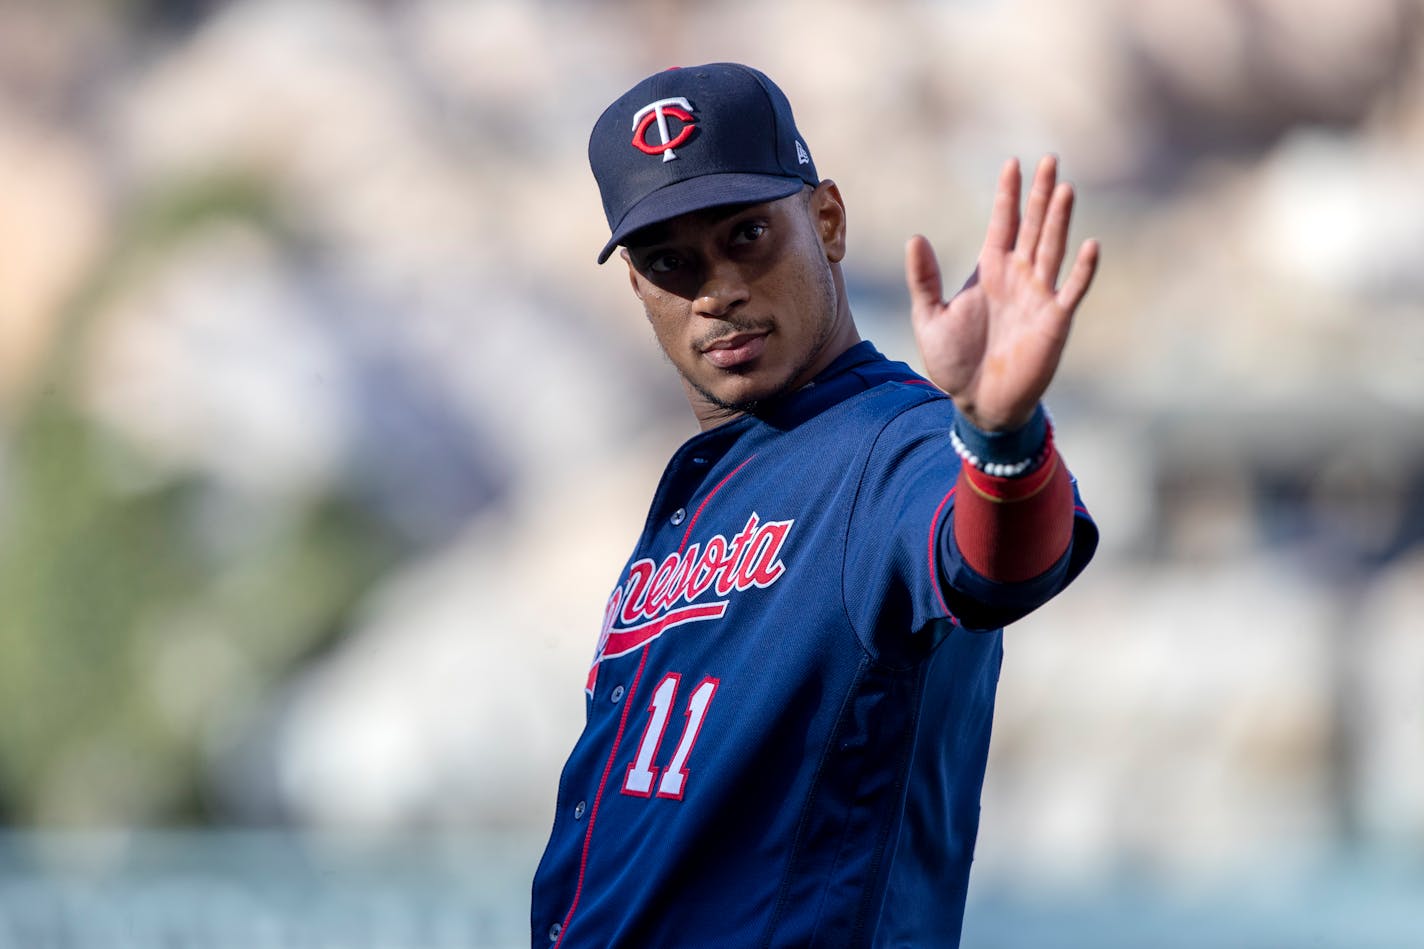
[{"x1": 904, "y1": 235, "x2": 944, "y2": 325}]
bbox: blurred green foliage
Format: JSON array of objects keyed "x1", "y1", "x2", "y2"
[{"x1": 0, "y1": 175, "x2": 402, "y2": 825}]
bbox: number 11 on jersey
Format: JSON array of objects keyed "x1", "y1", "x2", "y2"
[{"x1": 623, "y1": 673, "x2": 719, "y2": 800}]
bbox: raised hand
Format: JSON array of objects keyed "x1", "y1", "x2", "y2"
[{"x1": 905, "y1": 155, "x2": 1099, "y2": 432}]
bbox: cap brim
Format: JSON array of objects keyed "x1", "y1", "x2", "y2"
[{"x1": 597, "y1": 173, "x2": 808, "y2": 264}]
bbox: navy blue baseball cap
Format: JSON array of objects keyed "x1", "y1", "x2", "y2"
[{"x1": 590, "y1": 63, "x2": 819, "y2": 264}]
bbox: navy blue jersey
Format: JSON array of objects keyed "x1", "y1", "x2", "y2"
[{"x1": 532, "y1": 341, "x2": 1097, "y2": 948}]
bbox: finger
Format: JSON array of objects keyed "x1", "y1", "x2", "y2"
[
  {"x1": 982, "y1": 157, "x2": 1021, "y2": 255},
  {"x1": 1034, "y1": 182, "x2": 1074, "y2": 288},
  {"x1": 1014, "y1": 154, "x2": 1057, "y2": 263},
  {"x1": 1055, "y1": 238, "x2": 1100, "y2": 313},
  {"x1": 904, "y1": 234, "x2": 945, "y2": 323}
]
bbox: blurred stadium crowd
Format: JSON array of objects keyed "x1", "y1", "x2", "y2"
[{"x1": 1, "y1": 0, "x2": 1422, "y2": 944}]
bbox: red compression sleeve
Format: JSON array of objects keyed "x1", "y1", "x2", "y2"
[{"x1": 952, "y1": 449, "x2": 1075, "y2": 584}]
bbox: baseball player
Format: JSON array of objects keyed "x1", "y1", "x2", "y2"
[{"x1": 531, "y1": 63, "x2": 1099, "y2": 948}]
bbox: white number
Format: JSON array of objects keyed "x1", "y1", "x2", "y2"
[
  {"x1": 623, "y1": 674, "x2": 680, "y2": 796},
  {"x1": 656, "y1": 678, "x2": 718, "y2": 799},
  {"x1": 622, "y1": 673, "x2": 720, "y2": 799}
]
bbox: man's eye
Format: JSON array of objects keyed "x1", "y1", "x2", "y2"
[
  {"x1": 733, "y1": 222, "x2": 767, "y2": 244},
  {"x1": 648, "y1": 253, "x2": 681, "y2": 273}
]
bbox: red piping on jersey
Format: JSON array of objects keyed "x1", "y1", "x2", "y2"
[
  {"x1": 897, "y1": 375, "x2": 964, "y2": 621},
  {"x1": 679, "y1": 456, "x2": 754, "y2": 549},
  {"x1": 555, "y1": 453, "x2": 755, "y2": 947},
  {"x1": 555, "y1": 644, "x2": 650, "y2": 949},
  {"x1": 927, "y1": 484, "x2": 958, "y2": 621}
]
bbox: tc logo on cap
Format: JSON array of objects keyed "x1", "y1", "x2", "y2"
[{"x1": 631, "y1": 97, "x2": 696, "y2": 162}]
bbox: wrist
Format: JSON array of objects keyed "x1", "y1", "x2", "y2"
[
  {"x1": 951, "y1": 403, "x2": 1051, "y2": 478},
  {"x1": 955, "y1": 404, "x2": 1037, "y2": 433}
]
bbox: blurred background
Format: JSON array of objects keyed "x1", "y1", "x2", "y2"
[{"x1": 1, "y1": 0, "x2": 1421, "y2": 945}]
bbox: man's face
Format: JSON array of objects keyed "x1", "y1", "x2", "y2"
[{"x1": 622, "y1": 182, "x2": 854, "y2": 426}]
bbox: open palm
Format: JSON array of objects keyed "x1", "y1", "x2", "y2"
[{"x1": 906, "y1": 155, "x2": 1099, "y2": 432}]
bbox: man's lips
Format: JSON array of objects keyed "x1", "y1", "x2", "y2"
[{"x1": 701, "y1": 331, "x2": 769, "y2": 369}]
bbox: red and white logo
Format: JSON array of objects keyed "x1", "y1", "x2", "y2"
[
  {"x1": 585, "y1": 511, "x2": 793, "y2": 693},
  {"x1": 631, "y1": 96, "x2": 696, "y2": 162}
]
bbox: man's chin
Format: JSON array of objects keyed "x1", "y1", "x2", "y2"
[
  {"x1": 703, "y1": 379, "x2": 808, "y2": 416},
  {"x1": 693, "y1": 374, "x2": 795, "y2": 416}
]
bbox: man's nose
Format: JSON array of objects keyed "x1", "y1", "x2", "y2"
[{"x1": 693, "y1": 260, "x2": 750, "y2": 318}]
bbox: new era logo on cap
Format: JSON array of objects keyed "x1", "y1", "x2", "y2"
[{"x1": 590, "y1": 63, "x2": 819, "y2": 263}]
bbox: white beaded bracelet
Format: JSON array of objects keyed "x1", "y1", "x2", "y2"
[{"x1": 950, "y1": 415, "x2": 1055, "y2": 478}]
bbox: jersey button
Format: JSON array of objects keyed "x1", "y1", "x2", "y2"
[
  {"x1": 549, "y1": 922, "x2": 562, "y2": 941},
  {"x1": 610, "y1": 685, "x2": 625, "y2": 703},
  {"x1": 670, "y1": 507, "x2": 686, "y2": 525},
  {"x1": 574, "y1": 800, "x2": 586, "y2": 820}
]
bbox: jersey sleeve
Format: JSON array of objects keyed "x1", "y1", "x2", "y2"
[{"x1": 841, "y1": 393, "x2": 1098, "y2": 655}]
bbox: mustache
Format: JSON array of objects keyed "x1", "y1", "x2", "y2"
[{"x1": 693, "y1": 319, "x2": 773, "y2": 350}]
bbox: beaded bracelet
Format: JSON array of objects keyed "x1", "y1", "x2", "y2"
[{"x1": 950, "y1": 416, "x2": 1055, "y2": 478}]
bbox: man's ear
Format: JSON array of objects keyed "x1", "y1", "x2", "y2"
[
  {"x1": 620, "y1": 248, "x2": 645, "y2": 300},
  {"x1": 810, "y1": 180, "x2": 847, "y2": 263}
]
